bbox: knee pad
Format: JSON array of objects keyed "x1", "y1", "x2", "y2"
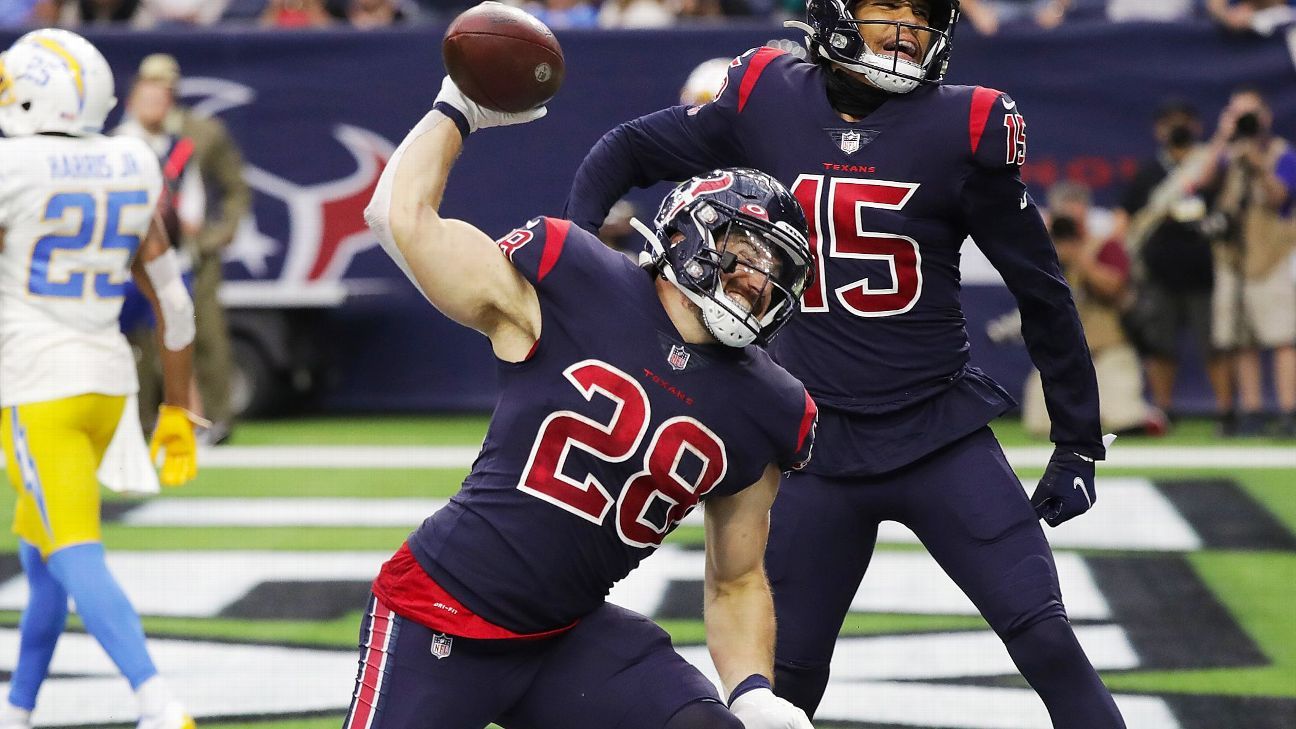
[
  {"x1": 663, "y1": 699, "x2": 743, "y2": 729},
  {"x1": 985, "y1": 553, "x2": 1067, "y2": 640}
]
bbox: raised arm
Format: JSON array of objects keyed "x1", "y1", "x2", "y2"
[
  {"x1": 704, "y1": 464, "x2": 812, "y2": 729},
  {"x1": 364, "y1": 79, "x2": 544, "y2": 362}
]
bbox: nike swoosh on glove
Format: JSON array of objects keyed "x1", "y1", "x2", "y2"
[
  {"x1": 730, "y1": 688, "x2": 813, "y2": 729},
  {"x1": 1030, "y1": 447, "x2": 1097, "y2": 527},
  {"x1": 149, "y1": 405, "x2": 206, "y2": 487},
  {"x1": 433, "y1": 76, "x2": 547, "y2": 134}
]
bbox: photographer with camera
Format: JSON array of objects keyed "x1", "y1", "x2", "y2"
[
  {"x1": 1197, "y1": 87, "x2": 1296, "y2": 437},
  {"x1": 1022, "y1": 184, "x2": 1166, "y2": 438},
  {"x1": 1115, "y1": 100, "x2": 1232, "y2": 430}
]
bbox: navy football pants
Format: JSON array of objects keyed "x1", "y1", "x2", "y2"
[
  {"x1": 342, "y1": 595, "x2": 729, "y2": 729},
  {"x1": 767, "y1": 426, "x2": 1125, "y2": 727}
]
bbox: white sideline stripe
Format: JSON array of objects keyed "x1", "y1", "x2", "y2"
[{"x1": 118, "y1": 478, "x2": 1203, "y2": 552}]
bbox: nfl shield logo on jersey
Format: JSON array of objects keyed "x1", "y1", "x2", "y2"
[
  {"x1": 840, "y1": 130, "x2": 862, "y2": 154},
  {"x1": 668, "y1": 344, "x2": 691, "y2": 371},
  {"x1": 431, "y1": 632, "x2": 453, "y2": 659}
]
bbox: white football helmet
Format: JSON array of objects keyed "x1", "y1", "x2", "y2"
[{"x1": 0, "y1": 29, "x2": 117, "y2": 138}]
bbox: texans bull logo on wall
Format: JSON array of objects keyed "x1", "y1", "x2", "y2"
[{"x1": 179, "y1": 78, "x2": 393, "y2": 289}]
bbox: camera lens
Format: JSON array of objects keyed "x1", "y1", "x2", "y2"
[{"x1": 1234, "y1": 112, "x2": 1261, "y2": 139}]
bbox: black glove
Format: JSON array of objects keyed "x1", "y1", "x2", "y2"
[{"x1": 1030, "y1": 447, "x2": 1097, "y2": 527}]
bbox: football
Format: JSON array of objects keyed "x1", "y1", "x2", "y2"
[{"x1": 442, "y1": 2, "x2": 565, "y2": 114}]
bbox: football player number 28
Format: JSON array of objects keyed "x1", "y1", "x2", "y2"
[
  {"x1": 791, "y1": 176, "x2": 922, "y2": 318},
  {"x1": 30, "y1": 190, "x2": 150, "y2": 299},
  {"x1": 519, "y1": 360, "x2": 727, "y2": 549}
]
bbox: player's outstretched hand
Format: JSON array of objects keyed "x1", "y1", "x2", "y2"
[
  {"x1": 1030, "y1": 447, "x2": 1097, "y2": 527},
  {"x1": 434, "y1": 76, "x2": 547, "y2": 134},
  {"x1": 730, "y1": 687, "x2": 814, "y2": 729},
  {"x1": 149, "y1": 405, "x2": 204, "y2": 487}
]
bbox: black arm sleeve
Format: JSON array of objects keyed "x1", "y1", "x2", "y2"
[
  {"x1": 563, "y1": 105, "x2": 742, "y2": 235},
  {"x1": 962, "y1": 166, "x2": 1105, "y2": 458}
]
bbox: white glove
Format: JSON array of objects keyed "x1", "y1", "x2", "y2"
[
  {"x1": 434, "y1": 76, "x2": 547, "y2": 134},
  {"x1": 730, "y1": 688, "x2": 813, "y2": 729}
]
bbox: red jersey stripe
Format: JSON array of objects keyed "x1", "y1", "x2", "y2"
[
  {"x1": 968, "y1": 86, "x2": 1002, "y2": 156},
  {"x1": 738, "y1": 47, "x2": 786, "y2": 114},
  {"x1": 538, "y1": 217, "x2": 571, "y2": 282},
  {"x1": 797, "y1": 390, "x2": 818, "y2": 452}
]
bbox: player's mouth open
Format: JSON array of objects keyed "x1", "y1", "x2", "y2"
[{"x1": 882, "y1": 38, "x2": 920, "y2": 65}]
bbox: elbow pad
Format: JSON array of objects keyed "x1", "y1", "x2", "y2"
[{"x1": 143, "y1": 249, "x2": 195, "y2": 351}]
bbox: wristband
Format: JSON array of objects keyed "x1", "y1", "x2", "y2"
[
  {"x1": 727, "y1": 673, "x2": 772, "y2": 707},
  {"x1": 433, "y1": 101, "x2": 471, "y2": 140}
]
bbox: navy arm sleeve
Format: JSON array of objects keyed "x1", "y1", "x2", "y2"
[
  {"x1": 563, "y1": 50, "x2": 773, "y2": 235},
  {"x1": 563, "y1": 107, "x2": 739, "y2": 234},
  {"x1": 962, "y1": 166, "x2": 1105, "y2": 459}
]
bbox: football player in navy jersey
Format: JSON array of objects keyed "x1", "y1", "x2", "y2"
[
  {"x1": 564, "y1": 1, "x2": 1127, "y2": 727},
  {"x1": 352, "y1": 76, "x2": 821, "y2": 729}
]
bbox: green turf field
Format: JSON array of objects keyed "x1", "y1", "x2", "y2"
[{"x1": 0, "y1": 415, "x2": 1291, "y2": 728}]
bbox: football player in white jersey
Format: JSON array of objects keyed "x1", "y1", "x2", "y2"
[{"x1": 0, "y1": 29, "x2": 201, "y2": 729}]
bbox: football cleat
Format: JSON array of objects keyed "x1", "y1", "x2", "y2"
[
  {"x1": 0, "y1": 703, "x2": 31, "y2": 729},
  {"x1": 136, "y1": 701, "x2": 196, "y2": 729}
]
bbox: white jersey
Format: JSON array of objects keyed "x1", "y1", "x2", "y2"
[{"x1": 0, "y1": 134, "x2": 163, "y2": 406}]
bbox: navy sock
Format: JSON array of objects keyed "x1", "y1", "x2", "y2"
[
  {"x1": 7, "y1": 541, "x2": 68, "y2": 711},
  {"x1": 1005, "y1": 616, "x2": 1127, "y2": 729},
  {"x1": 47, "y1": 543, "x2": 158, "y2": 689},
  {"x1": 773, "y1": 661, "x2": 831, "y2": 718}
]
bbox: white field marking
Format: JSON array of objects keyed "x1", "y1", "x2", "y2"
[
  {"x1": 0, "y1": 546, "x2": 1108, "y2": 622},
  {"x1": 118, "y1": 477, "x2": 1202, "y2": 552},
  {"x1": 676, "y1": 627, "x2": 1182, "y2": 728},
  {"x1": 0, "y1": 629, "x2": 357, "y2": 726},
  {"x1": 0, "y1": 551, "x2": 390, "y2": 618},
  {"x1": 608, "y1": 545, "x2": 1110, "y2": 620},
  {"x1": 0, "y1": 442, "x2": 1280, "y2": 471}
]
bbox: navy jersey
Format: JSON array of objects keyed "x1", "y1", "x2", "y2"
[
  {"x1": 410, "y1": 218, "x2": 816, "y2": 634},
  {"x1": 566, "y1": 48, "x2": 1102, "y2": 473}
]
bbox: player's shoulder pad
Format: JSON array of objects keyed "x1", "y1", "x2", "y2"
[
  {"x1": 957, "y1": 85, "x2": 1028, "y2": 170},
  {"x1": 495, "y1": 216, "x2": 621, "y2": 289},
  {"x1": 745, "y1": 347, "x2": 818, "y2": 471},
  {"x1": 714, "y1": 45, "x2": 796, "y2": 114}
]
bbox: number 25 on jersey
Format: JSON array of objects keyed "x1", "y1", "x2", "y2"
[{"x1": 29, "y1": 189, "x2": 150, "y2": 299}]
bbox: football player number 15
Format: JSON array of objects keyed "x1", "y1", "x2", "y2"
[
  {"x1": 792, "y1": 176, "x2": 923, "y2": 318},
  {"x1": 519, "y1": 360, "x2": 728, "y2": 549},
  {"x1": 30, "y1": 189, "x2": 150, "y2": 299}
]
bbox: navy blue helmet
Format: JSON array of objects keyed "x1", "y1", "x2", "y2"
[
  {"x1": 639, "y1": 168, "x2": 812, "y2": 347},
  {"x1": 789, "y1": 0, "x2": 960, "y2": 93}
]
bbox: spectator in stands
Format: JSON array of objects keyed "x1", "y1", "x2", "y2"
[
  {"x1": 1107, "y1": 0, "x2": 1194, "y2": 22},
  {"x1": 134, "y1": 0, "x2": 228, "y2": 25},
  {"x1": 523, "y1": 0, "x2": 598, "y2": 28},
  {"x1": 261, "y1": 0, "x2": 334, "y2": 26},
  {"x1": 1022, "y1": 208, "x2": 1166, "y2": 438},
  {"x1": 960, "y1": 0, "x2": 1070, "y2": 35},
  {"x1": 1197, "y1": 87, "x2": 1296, "y2": 436},
  {"x1": 58, "y1": 0, "x2": 140, "y2": 24},
  {"x1": 1115, "y1": 100, "x2": 1233, "y2": 429},
  {"x1": 1208, "y1": 0, "x2": 1296, "y2": 35},
  {"x1": 114, "y1": 54, "x2": 250, "y2": 444},
  {"x1": 349, "y1": 0, "x2": 408, "y2": 26},
  {"x1": 0, "y1": 0, "x2": 59, "y2": 26},
  {"x1": 598, "y1": 0, "x2": 675, "y2": 28}
]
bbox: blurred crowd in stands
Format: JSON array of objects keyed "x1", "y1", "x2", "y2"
[{"x1": 0, "y1": 0, "x2": 1293, "y2": 31}]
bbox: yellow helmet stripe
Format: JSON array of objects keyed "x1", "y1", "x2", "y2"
[
  {"x1": 0, "y1": 55, "x2": 13, "y2": 107},
  {"x1": 31, "y1": 37, "x2": 85, "y2": 110}
]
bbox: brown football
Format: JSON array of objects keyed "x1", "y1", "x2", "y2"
[{"x1": 443, "y1": 2, "x2": 565, "y2": 114}]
